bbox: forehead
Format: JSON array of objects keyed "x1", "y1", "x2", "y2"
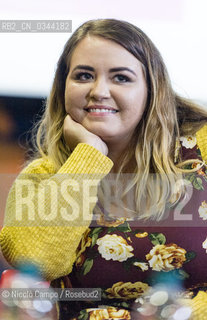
[{"x1": 69, "y1": 35, "x2": 142, "y2": 69}]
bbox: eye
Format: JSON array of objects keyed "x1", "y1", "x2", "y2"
[
  {"x1": 114, "y1": 74, "x2": 131, "y2": 83},
  {"x1": 74, "y1": 72, "x2": 93, "y2": 81}
]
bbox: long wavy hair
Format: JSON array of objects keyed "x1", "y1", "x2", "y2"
[{"x1": 32, "y1": 19, "x2": 207, "y2": 220}]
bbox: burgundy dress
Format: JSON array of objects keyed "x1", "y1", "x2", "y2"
[{"x1": 52, "y1": 139, "x2": 207, "y2": 319}]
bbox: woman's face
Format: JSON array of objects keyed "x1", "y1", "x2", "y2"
[{"x1": 64, "y1": 35, "x2": 147, "y2": 145}]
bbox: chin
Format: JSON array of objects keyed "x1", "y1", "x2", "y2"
[{"x1": 84, "y1": 125, "x2": 112, "y2": 137}]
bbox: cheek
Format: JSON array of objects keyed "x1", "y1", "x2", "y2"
[
  {"x1": 128, "y1": 88, "x2": 147, "y2": 113},
  {"x1": 65, "y1": 94, "x2": 76, "y2": 113},
  {"x1": 65, "y1": 88, "x2": 87, "y2": 123},
  {"x1": 65, "y1": 88, "x2": 79, "y2": 112},
  {"x1": 65, "y1": 83, "x2": 88, "y2": 113},
  {"x1": 119, "y1": 90, "x2": 147, "y2": 126}
]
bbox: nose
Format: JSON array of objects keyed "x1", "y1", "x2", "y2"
[{"x1": 89, "y1": 78, "x2": 111, "y2": 101}]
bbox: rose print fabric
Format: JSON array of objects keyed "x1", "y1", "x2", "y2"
[{"x1": 53, "y1": 135, "x2": 207, "y2": 320}]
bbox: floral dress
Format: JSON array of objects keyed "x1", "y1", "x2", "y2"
[{"x1": 52, "y1": 135, "x2": 207, "y2": 320}]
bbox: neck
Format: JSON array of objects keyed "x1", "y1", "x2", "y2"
[
  {"x1": 106, "y1": 141, "x2": 135, "y2": 173},
  {"x1": 106, "y1": 142, "x2": 124, "y2": 169}
]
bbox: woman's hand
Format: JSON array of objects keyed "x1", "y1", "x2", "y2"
[{"x1": 63, "y1": 114, "x2": 108, "y2": 156}]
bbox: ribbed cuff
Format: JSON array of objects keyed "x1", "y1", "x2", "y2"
[{"x1": 57, "y1": 143, "x2": 113, "y2": 174}]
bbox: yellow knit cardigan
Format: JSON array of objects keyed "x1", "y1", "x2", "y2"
[{"x1": 0, "y1": 143, "x2": 113, "y2": 280}]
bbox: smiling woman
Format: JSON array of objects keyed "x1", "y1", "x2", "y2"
[
  {"x1": 64, "y1": 35, "x2": 147, "y2": 157},
  {"x1": 0, "y1": 19, "x2": 207, "y2": 320}
]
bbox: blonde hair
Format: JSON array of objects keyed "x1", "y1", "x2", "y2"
[{"x1": 32, "y1": 19, "x2": 207, "y2": 220}]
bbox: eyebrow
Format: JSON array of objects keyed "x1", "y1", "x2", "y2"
[{"x1": 72, "y1": 65, "x2": 137, "y2": 76}]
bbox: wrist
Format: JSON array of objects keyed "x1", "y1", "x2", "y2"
[{"x1": 85, "y1": 141, "x2": 108, "y2": 156}]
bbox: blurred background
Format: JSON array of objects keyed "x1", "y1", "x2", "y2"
[{"x1": 0, "y1": 0, "x2": 207, "y2": 271}]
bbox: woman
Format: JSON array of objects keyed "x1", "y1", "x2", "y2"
[{"x1": 0, "y1": 19, "x2": 207, "y2": 319}]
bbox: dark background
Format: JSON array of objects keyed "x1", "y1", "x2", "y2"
[
  {"x1": 0, "y1": 95, "x2": 46, "y2": 273},
  {"x1": 0, "y1": 95, "x2": 45, "y2": 172}
]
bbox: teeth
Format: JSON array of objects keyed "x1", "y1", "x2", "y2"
[{"x1": 87, "y1": 108, "x2": 117, "y2": 113}]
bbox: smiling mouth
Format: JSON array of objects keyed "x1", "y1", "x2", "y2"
[{"x1": 84, "y1": 108, "x2": 118, "y2": 113}]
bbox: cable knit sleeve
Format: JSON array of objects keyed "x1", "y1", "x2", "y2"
[
  {"x1": 196, "y1": 124, "x2": 207, "y2": 162},
  {"x1": 0, "y1": 143, "x2": 113, "y2": 281}
]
